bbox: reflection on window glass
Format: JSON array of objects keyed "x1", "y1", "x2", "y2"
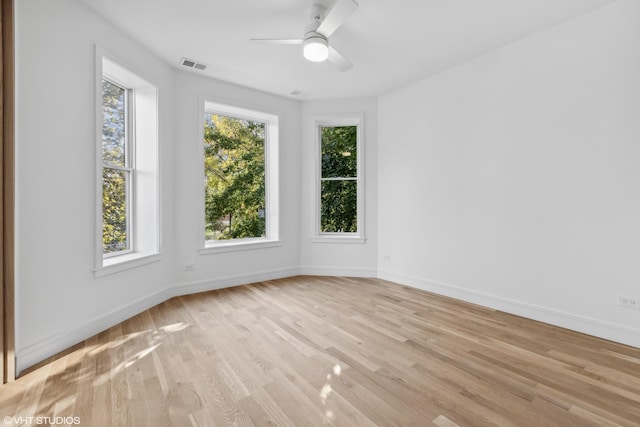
[{"x1": 204, "y1": 113, "x2": 266, "y2": 241}]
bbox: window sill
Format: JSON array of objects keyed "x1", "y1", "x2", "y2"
[
  {"x1": 95, "y1": 252, "x2": 162, "y2": 278},
  {"x1": 200, "y1": 239, "x2": 282, "y2": 255},
  {"x1": 311, "y1": 236, "x2": 367, "y2": 244}
]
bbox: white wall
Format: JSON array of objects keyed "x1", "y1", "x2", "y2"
[
  {"x1": 16, "y1": 0, "x2": 639, "y2": 375},
  {"x1": 15, "y1": 0, "x2": 305, "y2": 373},
  {"x1": 15, "y1": 0, "x2": 176, "y2": 371},
  {"x1": 378, "y1": 0, "x2": 640, "y2": 347},
  {"x1": 299, "y1": 98, "x2": 378, "y2": 277},
  {"x1": 172, "y1": 71, "x2": 302, "y2": 291}
]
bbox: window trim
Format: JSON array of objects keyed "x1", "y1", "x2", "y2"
[
  {"x1": 313, "y1": 114, "x2": 365, "y2": 243},
  {"x1": 94, "y1": 47, "x2": 161, "y2": 275},
  {"x1": 199, "y1": 99, "x2": 280, "y2": 252}
]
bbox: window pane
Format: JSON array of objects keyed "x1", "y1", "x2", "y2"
[
  {"x1": 204, "y1": 113, "x2": 266, "y2": 240},
  {"x1": 321, "y1": 180, "x2": 357, "y2": 233},
  {"x1": 103, "y1": 168, "x2": 129, "y2": 253},
  {"x1": 321, "y1": 126, "x2": 357, "y2": 178},
  {"x1": 102, "y1": 79, "x2": 126, "y2": 166}
]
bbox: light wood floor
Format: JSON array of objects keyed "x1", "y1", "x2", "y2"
[{"x1": 1, "y1": 276, "x2": 639, "y2": 426}]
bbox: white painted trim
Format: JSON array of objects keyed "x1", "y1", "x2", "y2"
[
  {"x1": 200, "y1": 239, "x2": 282, "y2": 255},
  {"x1": 95, "y1": 46, "x2": 161, "y2": 272},
  {"x1": 313, "y1": 113, "x2": 365, "y2": 240},
  {"x1": 299, "y1": 266, "x2": 377, "y2": 278},
  {"x1": 95, "y1": 253, "x2": 162, "y2": 277},
  {"x1": 377, "y1": 269, "x2": 640, "y2": 349},
  {"x1": 199, "y1": 99, "x2": 280, "y2": 248},
  {"x1": 174, "y1": 267, "x2": 299, "y2": 295},
  {"x1": 310, "y1": 236, "x2": 367, "y2": 244}
]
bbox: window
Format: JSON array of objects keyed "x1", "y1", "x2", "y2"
[
  {"x1": 315, "y1": 115, "x2": 365, "y2": 242},
  {"x1": 102, "y1": 79, "x2": 132, "y2": 255},
  {"x1": 201, "y1": 101, "x2": 279, "y2": 252},
  {"x1": 96, "y1": 54, "x2": 160, "y2": 274}
]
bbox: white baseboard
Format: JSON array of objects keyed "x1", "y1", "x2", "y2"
[
  {"x1": 299, "y1": 265, "x2": 377, "y2": 277},
  {"x1": 16, "y1": 285, "x2": 177, "y2": 374},
  {"x1": 378, "y1": 269, "x2": 640, "y2": 349},
  {"x1": 173, "y1": 267, "x2": 300, "y2": 295},
  {"x1": 16, "y1": 266, "x2": 299, "y2": 375},
  {"x1": 18, "y1": 267, "x2": 639, "y2": 374}
]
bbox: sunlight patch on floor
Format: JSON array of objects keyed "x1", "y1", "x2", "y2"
[
  {"x1": 160, "y1": 322, "x2": 190, "y2": 333},
  {"x1": 433, "y1": 414, "x2": 461, "y2": 427},
  {"x1": 320, "y1": 363, "x2": 342, "y2": 423}
]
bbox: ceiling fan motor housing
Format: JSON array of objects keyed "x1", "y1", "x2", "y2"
[
  {"x1": 303, "y1": 16, "x2": 329, "y2": 62},
  {"x1": 303, "y1": 33, "x2": 328, "y2": 62}
]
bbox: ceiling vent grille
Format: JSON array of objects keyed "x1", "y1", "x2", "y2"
[{"x1": 180, "y1": 58, "x2": 207, "y2": 71}]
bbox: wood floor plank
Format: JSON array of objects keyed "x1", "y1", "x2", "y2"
[{"x1": 2, "y1": 276, "x2": 640, "y2": 426}]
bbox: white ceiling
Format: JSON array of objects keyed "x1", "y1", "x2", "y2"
[{"x1": 79, "y1": 0, "x2": 618, "y2": 100}]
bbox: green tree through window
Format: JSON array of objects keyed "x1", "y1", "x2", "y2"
[
  {"x1": 204, "y1": 113, "x2": 266, "y2": 240},
  {"x1": 320, "y1": 125, "x2": 358, "y2": 233},
  {"x1": 102, "y1": 79, "x2": 130, "y2": 254}
]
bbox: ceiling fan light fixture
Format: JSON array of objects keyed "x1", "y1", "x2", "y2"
[{"x1": 303, "y1": 36, "x2": 329, "y2": 62}]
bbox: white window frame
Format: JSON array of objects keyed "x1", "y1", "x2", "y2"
[
  {"x1": 313, "y1": 114, "x2": 365, "y2": 243},
  {"x1": 95, "y1": 49, "x2": 161, "y2": 276},
  {"x1": 199, "y1": 100, "x2": 280, "y2": 254}
]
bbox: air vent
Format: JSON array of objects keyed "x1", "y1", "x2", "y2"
[{"x1": 180, "y1": 57, "x2": 207, "y2": 71}]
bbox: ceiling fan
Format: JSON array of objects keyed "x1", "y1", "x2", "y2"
[{"x1": 251, "y1": 0, "x2": 359, "y2": 72}]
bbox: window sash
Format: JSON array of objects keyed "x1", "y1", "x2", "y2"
[
  {"x1": 102, "y1": 167, "x2": 133, "y2": 257},
  {"x1": 102, "y1": 78, "x2": 134, "y2": 257},
  {"x1": 318, "y1": 124, "x2": 360, "y2": 235},
  {"x1": 320, "y1": 177, "x2": 357, "y2": 181}
]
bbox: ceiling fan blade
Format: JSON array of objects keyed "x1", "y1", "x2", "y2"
[
  {"x1": 328, "y1": 46, "x2": 353, "y2": 72},
  {"x1": 317, "y1": 0, "x2": 358, "y2": 38},
  {"x1": 250, "y1": 38, "x2": 303, "y2": 45}
]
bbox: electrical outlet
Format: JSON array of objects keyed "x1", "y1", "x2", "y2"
[
  {"x1": 617, "y1": 295, "x2": 640, "y2": 309},
  {"x1": 183, "y1": 263, "x2": 196, "y2": 272}
]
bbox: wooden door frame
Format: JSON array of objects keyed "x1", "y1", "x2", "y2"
[{"x1": 1, "y1": 0, "x2": 15, "y2": 383}]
